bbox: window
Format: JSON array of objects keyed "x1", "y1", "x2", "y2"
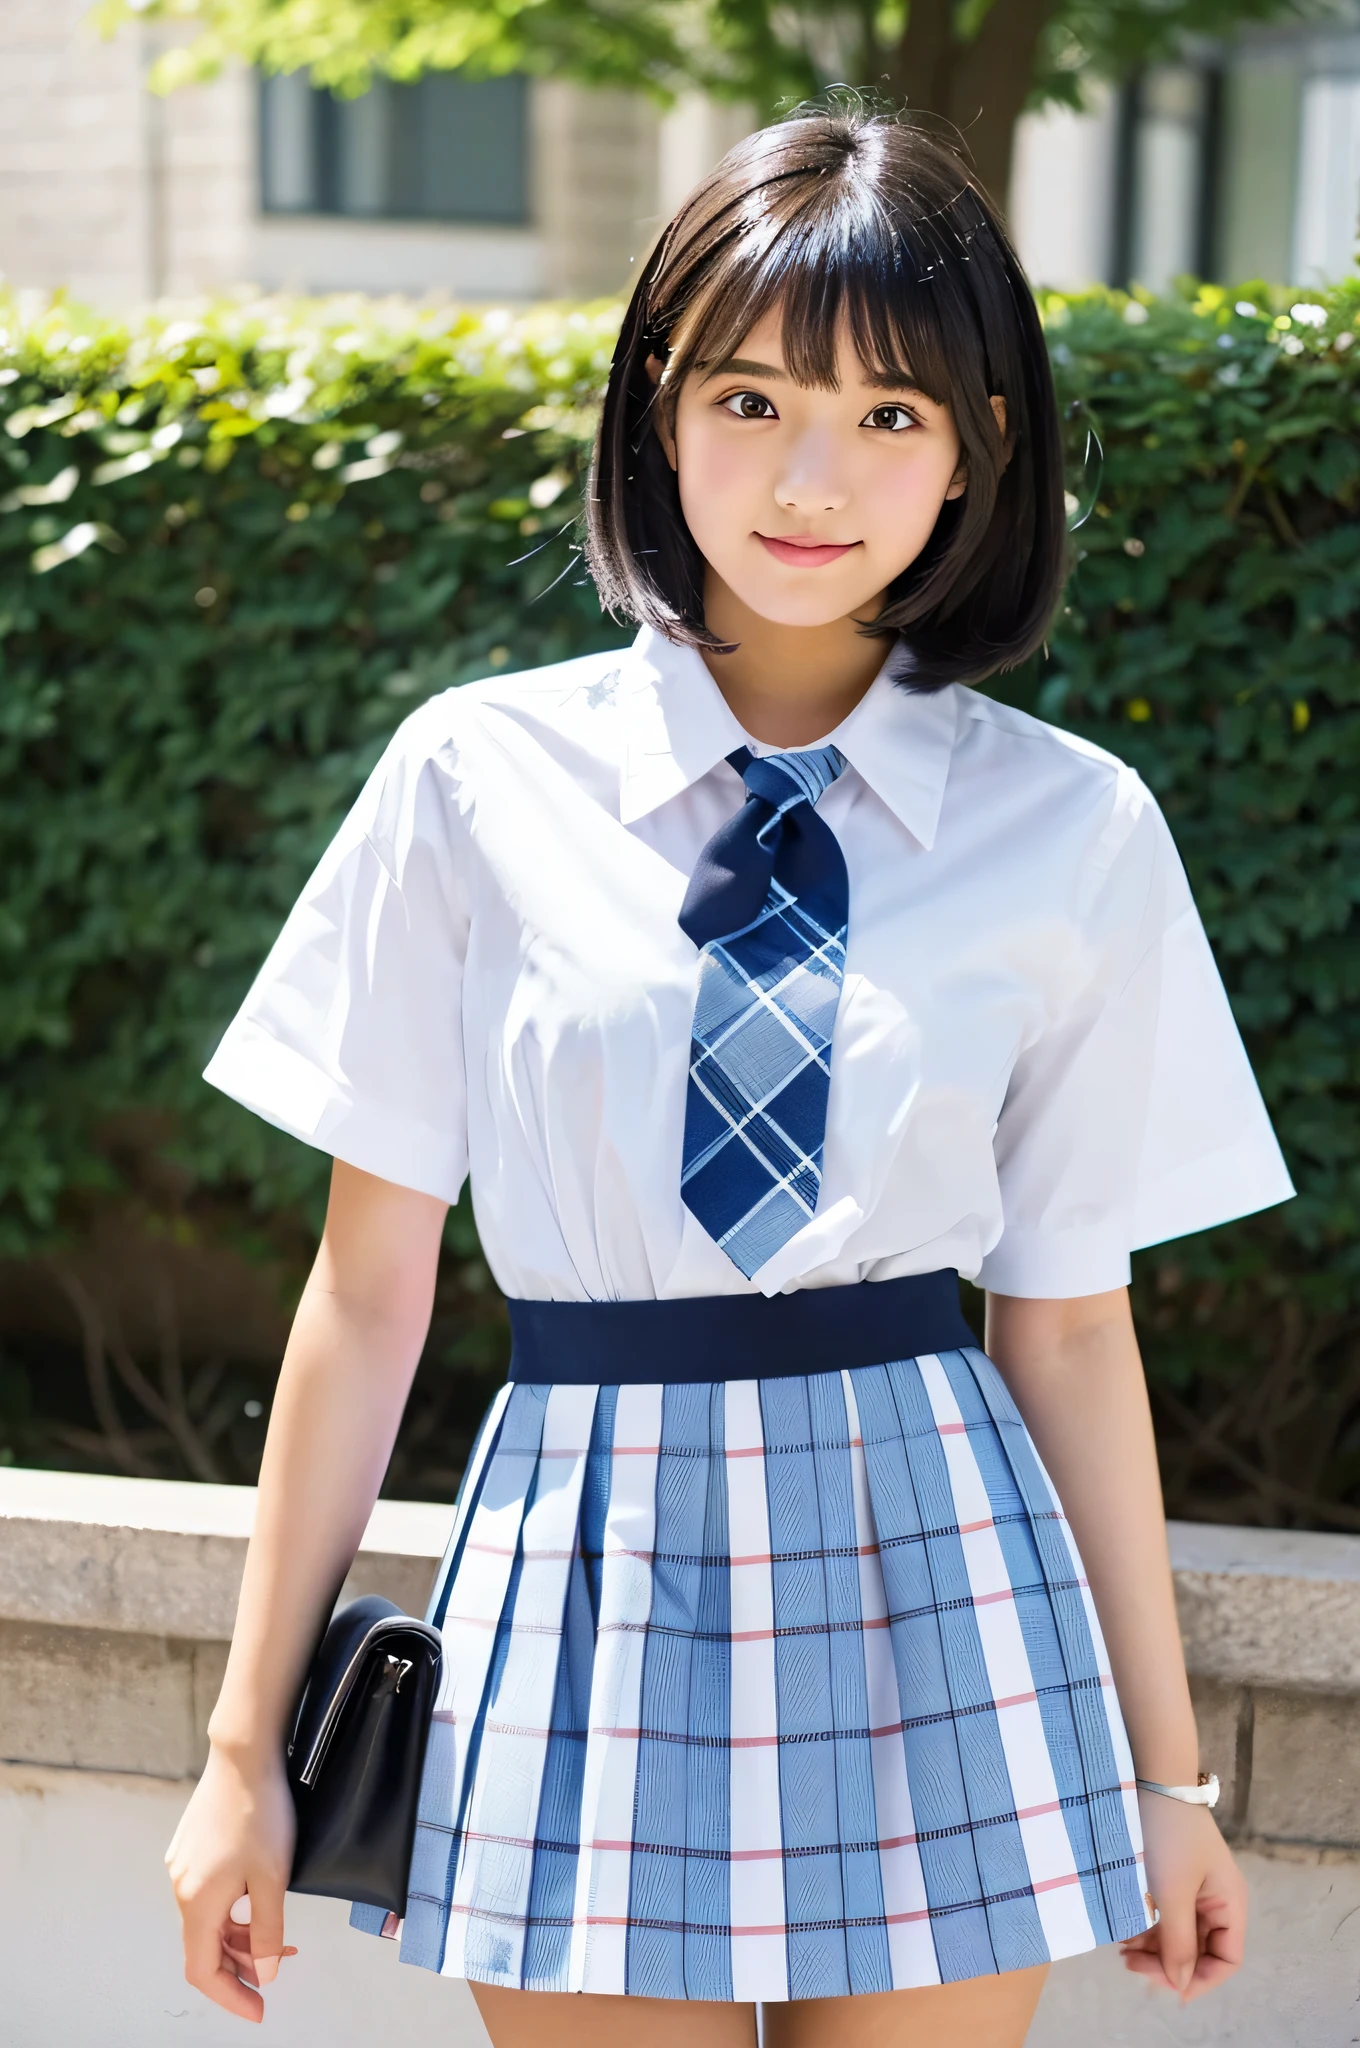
[
  {"x1": 1112, "y1": 66, "x2": 1220, "y2": 293},
  {"x1": 1294, "y1": 74, "x2": 1360, "y2": 282},
  {"x1": 259, "y1": 72, "x2": 530, "y2": 226}
]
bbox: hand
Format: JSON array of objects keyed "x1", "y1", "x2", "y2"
[
  {"x1": 165, "y1": 1743, "x2": 298, "y2": 2022},
  {"x1": 1120, "y1": 1792, "x2": 1247, "y2": 2001}
]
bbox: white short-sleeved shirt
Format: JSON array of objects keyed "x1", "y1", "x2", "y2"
[{"x1": 205, "y1": 624, "x2": 1293, "y2": 1301}]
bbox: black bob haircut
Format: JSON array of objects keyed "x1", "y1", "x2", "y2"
[{"x1": 585, "y1": 106, "x2": 1067, "y2": 689}]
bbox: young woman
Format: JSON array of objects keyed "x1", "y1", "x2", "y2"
[{"x1": 166, "y1": 108, "x2": 1292, "y2": 2046}]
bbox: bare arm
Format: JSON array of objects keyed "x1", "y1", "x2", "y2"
[
  {"x1": 166, "y1": 1161, "x2": 447, "y2": 2020},
  {"x1": 985, "y1": 1287, "x2": 1246, "y2": 2000}
]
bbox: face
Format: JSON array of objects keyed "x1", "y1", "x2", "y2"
[{"x1": 651, "y1": 304, "x2": 978, "y2": 630}]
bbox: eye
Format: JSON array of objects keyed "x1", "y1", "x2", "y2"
[
  {"x1": 861, "y1": 403, "x2": 919, "y2": 432},
  {"x1": 718, "y1": 390, "x2": 778, "y2": 421}
]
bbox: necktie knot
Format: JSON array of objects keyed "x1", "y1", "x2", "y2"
[{"x1": 731, "y1": 745, "x2": 846, "y2": 848}]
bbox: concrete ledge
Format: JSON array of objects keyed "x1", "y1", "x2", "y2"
[
  {"x1": 2, "y1": 1472, "x2": 1353, "y2": 1683},
  {"x1": 0, "y1": 1466, "x2": 450, "y2": 1639},
  {"x1": 1169, "y1": 1519, "x2": 1360, "y2": 1693},
  {"x1": 1, "y1": 1470, "x2": 1357, "y2": 1859}
]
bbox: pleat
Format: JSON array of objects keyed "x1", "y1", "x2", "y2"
[
  {"x1": 520, "y1": 1388, "x2": 618, "y2": 1987},
  {"x1": 724, "y1": 1376, "x2": 789, "y2": 2001},
  {"x1": 681, "y1": 1380, "x2": 733, "y2": 2000},
  {"x1": 805, "y1": 1369, "x2": 892, "y2": 1995},
  {"x1": 921, "y1": 1351, "x2": 1115, "y2": 1948},
  {"x1": 760, "y1": 1372, "x2": 893, "y2": 1997},
  {"x1": 886, "y1": 1357, "x2": 1050, "y2": 1977},
  {"x1": 626, "y1": 1382, "x2": 729, "y2": 1997},
  {"x1": 760, "y1": 1372, "x2": 848, "y2": 1997},
  {"x1": 848, "y1": 1362, "x2": 995, "y2": 1980},
  {"x1": 945, "y1": 1349, "x2": 1149, "y2": 1941},
  {"x1": 569, "y1": 1382, "x2": 660, "y2": 1992},
  {"x1": 428, "y1": 1380, "x2": 516, "y2": 1630},
  {"x1": 912, "y1": 1354, "x2": 1098, "y2": 1962},
  {"x1": 402, "y1": 1379, "x2": 546, "y2": 1972},
  {"x1": 447, "y1": 1381, "x2": 600, "y2": 1987},
  {"x1": 840, "y1": 1372, "x2": 942, "y2": 1989}
]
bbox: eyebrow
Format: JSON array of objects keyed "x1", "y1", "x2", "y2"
[
  {"x1": 700, "y1": 354, "x2": 933, "y2": 399},
  {"x1": 700, "y1": 356, "x2": 787, "y2": 380}
]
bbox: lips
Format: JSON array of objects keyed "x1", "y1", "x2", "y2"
[{"x1": 757, "y1": 534, "x2": 859, "y2": 568}]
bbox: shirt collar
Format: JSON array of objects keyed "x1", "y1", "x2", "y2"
[{"x1": 617, "y1": 624, "x2": 957, "y2": 851}]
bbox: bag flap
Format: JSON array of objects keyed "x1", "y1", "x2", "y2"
[{"x1": 287, "y1": 1595, "x2": 440, "y2": 1782}]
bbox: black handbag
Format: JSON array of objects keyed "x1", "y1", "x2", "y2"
[{"x1": 285, "y1": 1593, "x2": 443, "y2": 1913}]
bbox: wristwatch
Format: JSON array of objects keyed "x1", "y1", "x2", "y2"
[{"x1": 1135, "y1": 1770, "x2": 1220, "y2": 1807}]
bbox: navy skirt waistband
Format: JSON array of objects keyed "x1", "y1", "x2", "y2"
[{"x1": 505, "y1": 1271, "x2": 975, "y2": 1386}]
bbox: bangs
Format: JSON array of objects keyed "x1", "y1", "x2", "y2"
[
  {"x1": 663, "y1": 170, "x2": 989, "y2": 413},
  {"x1": 675, "y1": 241, "x2": 957, "y2": 408},
  {"x1": 586, "y1": 107, "x2": 1066, "y2": 685}
]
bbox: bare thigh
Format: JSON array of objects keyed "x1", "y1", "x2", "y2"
[
  {"x1": 470, "y1": 1969, "x2": 1047, "y2": 2048},
  {"x1": 766, "y1": 1968, "x2": 1048, "y2": 2048},
  {"x1": 471, "y1": 1985, "x2": 757, "y2": 2048}
]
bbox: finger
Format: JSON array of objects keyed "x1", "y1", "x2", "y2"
[
  {"x1": 1197, "y1": 1889, "x2": 1247, "y2": 1970},
  {"x1": 1179, "y1": 1951, "x2": 1240, "y2": 2000},
  {"x1": 1150, "y1": 1894, "x2": 1202, "y2": 1997},
  {"x1": 224, "y1": 1920, "x2": 297, "y2": 1974},
  {"x1": 246, "y1": 1868, "x2": 290, "y2": 1987},
  {"x1": 1121, "y1": 1946, "x2": 1174, "y2": 1985},
  {"x1": 1175, "y1": 1888, "x2": 1247, "y2": 2001},
  {"x1": 180, "y1": 1889, "x2": 263, "y2": 2022},
  {"x1": 223, "y1": 1921, "x2": 259, "y2": 1986}
]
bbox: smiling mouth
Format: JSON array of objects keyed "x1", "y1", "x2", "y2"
[{"x1": 757, "y1": 533, "x2": 861, "y2": 567}]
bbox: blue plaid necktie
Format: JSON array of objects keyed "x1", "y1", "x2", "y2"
[{"x1": 678, "y1": 744, "x2": 848, "y2": 1278}]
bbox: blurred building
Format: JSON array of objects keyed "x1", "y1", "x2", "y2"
[
  {"x1": 1011, "y1": 19, "x2": 1360, "y2": 291},
  {"x1": 0, "y1": 0, "x2": 749, "y2": 304},
  {"x1": 0, "y1": 0, "x2": 1356, "y2": 305}
]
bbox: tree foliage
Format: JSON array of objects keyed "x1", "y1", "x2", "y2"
[
  {"x1": 1, "y1": 276, "x2": 1358, "y2": 1521},
  {"x1": 100, "y1": 0, "x2": 1328, "y2": 202}
]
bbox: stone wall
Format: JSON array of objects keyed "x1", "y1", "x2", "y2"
[
  {"x1": 1, "y1": 1468, "x2": 1357, "y2": 2044},
  {"x1": 0, "y1": 0, "x2": 161, "y2": 304}
]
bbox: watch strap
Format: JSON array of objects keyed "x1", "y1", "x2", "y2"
[{"x1": 1135, "y1": 1771, "x2": 1220, "y2": 1808}]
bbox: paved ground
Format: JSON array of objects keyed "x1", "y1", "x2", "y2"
[{"x1": 3, "y1": 1762, "x2": 1357, "y2": 2047}]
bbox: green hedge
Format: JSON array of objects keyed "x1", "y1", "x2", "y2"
[
  {"x1": 1024, "y1": 279, "x2": 1360, "y2": 1530},
  {"x1": 1, "y1": 279, "x2": 1357, "y2": 1521},
  {"x1": 0, "y1": 295, "x2": 628, "y2": 1486}
]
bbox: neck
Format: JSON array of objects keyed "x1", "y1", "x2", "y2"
[{"x1": 699, "y1": 569, "x2": 892, "y2": 748}]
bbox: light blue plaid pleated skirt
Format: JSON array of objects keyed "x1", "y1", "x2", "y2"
[{"x1": 353, "y1": 1348, "x2": 1151, "y2": 1999}]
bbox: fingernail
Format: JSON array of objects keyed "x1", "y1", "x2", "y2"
[
  {"x1": 282, "y1": 1946, "x2": 299, "y2": 1959},
  {"x1": 254, "y1": 1955, "x2": 280, "y2": 1985}
]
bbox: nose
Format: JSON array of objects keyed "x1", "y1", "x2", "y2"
[{"x1": 773, "y1": 425, "x2": 850, "y2": 516}]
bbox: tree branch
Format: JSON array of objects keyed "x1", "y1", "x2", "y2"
[{"x1": 45, "y1": 1260, "x2": 151, "y2": 1478}]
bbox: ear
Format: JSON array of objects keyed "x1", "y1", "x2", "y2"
[
  {"x1": 989, "y1": 393, "x2": 1013, "y2": 468},
  {"x1": 944, "y1": 394, "x2": 1011, "y2": 500},
  {"x1": 645, "y1": 353, "x2": 678, "y2": 473}
]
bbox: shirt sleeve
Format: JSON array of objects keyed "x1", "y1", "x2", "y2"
[
  {"x1": 203, "y1": 704, "x2": 470, "y2": 1204},
  {"x1": 977, "y1": 787, "x2": 1294, "y2": 1298}
]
